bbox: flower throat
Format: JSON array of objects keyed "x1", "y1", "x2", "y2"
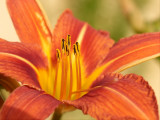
[{"x1": 53, "y1": 35, "x2": 82, "y2": 101}]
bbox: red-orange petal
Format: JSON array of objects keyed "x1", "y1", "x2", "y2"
[
  {"x1": 52, "y1": 10, "x2": 114, "y2": 75},
  {"x1": 0, "y1": 53, "x2": 40, "y2": 89},
  {"x1": 81, "y1": 30, "x2": 114, "y2": 76},
  {"x1": 66, "y1": 73, "x2": 159, "y2": 120},
  {"x1": 6, "y1": 0, "x2": 52, "y2": 50},
  {"x1": 0, "y1": 39, "x2": 47, "y2": 68},
  {"x1": 102, "y1": 32, "x2": 160, "y2": 72},
  {"x1": 0, "y1": 86, "x2": 61, "y2": 120}
]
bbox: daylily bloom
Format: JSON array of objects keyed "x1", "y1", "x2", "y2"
[{"x1": 0, "y1": 0, "x2": 160, "y2": 119}]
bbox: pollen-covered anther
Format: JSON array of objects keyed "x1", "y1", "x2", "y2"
[
  {"x1": 73, "y1": 44, "x2": 77, "y2": 55},
  {"x1": 76, "y1": 42, "x2": 80, "y2": 54},
  {"x1": 53, "y1": 35, "x2": 82, "y2": 101},
  {"x1": 56, "y1": 49, "x2": 61, "y2": 62},
  {"x1": 61, "y1": 39, "x2": 66, "y2": 53},
  {"x1": 67, "y1": 35, "x2": 71, "y2": 48}
]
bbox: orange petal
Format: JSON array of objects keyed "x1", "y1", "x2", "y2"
[
  {"x1": 0, "y1": 38, "x2": 5, "y2": 42},
  {"x1": 66, "y1": 73, "x2": 158, "y2": 119},
  {"x1": 0, "y1": 39, "x2": 47, "y2": 68},
  {"x1": 52, "y1": 10, "x2": 114, "y2": 75},
  {"x1": 0, "y1": 53, "x2": 41, "y2": 89},
  {"x1": 0, "y1": 86, "x2": 61, "y2": 119},
  {"x1": 81, "y1": 30, "x2": 114, "y2": 76},
  {"x1": 102, "y1": 32, "x2": 160, "y2": 72},
  {"x1": 7, "y1": 0, "x2": 52, "y2": 52}
]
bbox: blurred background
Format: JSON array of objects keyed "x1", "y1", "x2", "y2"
[{"x1": 0, "y1": 0, "x2": 160, "y2": 119}]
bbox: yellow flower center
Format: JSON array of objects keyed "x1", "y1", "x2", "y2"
[
  {"x1": 39, "y1": 35, "x2": 83, "y2": 101},
  {"x1": 38, "y1": 35, "x2": 109, "y2": 101}
]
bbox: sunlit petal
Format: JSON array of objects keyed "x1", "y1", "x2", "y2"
[
  {"x1": 0, "y1": 86, "x2": 61, "y2": 120},
  {"x1": 81, "y1": 30, "x2": 114, "y2": 76},
  {"x1": 67, "y1": 73, "x2": 158, "y2": 119},
  {"x1": 83, "y1": 32, "x2": 160, "y2": 89},
  {"x1": 0, "y1": 38, "x2": 48, "y2": 68},
  {"x1": 7, "y1": 0, "x2": 52, "y2": 54},
  {"x1": 103, "y1": 32, "x2": 160, "y2": 72},
  {"x1": 0, "y1": 54, "x2": 40, "y2": 89}
]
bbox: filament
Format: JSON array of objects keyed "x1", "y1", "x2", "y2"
[{"x1": 53, "y1": 49, "x2": 60, "y2": 96}]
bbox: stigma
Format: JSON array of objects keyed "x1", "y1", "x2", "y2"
[{"x1": 53, "y1": 35, "x2": 82, "y2": 101}]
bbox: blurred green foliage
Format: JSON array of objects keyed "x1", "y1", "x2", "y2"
[
  {"x1": 40, "y1": 0, "x2": 159, "y2": 41},
  {"x1": 70, "y1": 0, "x2": 99, "y2": 26},
  {"x1": 69, "y1": 0, "x2": 132, "y2": 41}
]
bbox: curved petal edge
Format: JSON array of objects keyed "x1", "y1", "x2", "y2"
[
  {"x1": 66, "y1": 73, "x2": 159, "y2": 120},
  {"x1": 102, "y1": 32, "x2": 160, "y2": 72},
  {"x1": 0, "y1": 86, "x2": 61, "y2": 120}
]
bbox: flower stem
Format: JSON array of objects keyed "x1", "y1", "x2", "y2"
[{"x1": 52, "y1": 108, "x2": 62, "y2": 120}]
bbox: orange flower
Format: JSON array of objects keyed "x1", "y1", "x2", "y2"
[{"x1": 0, "y1": 0, "x2": 160, "y2": 119}]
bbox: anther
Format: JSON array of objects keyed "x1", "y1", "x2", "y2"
[
  {"x1": 66, "y1": 35, "x2": 71, "y2": 56},
  {"x1": 66, "y1": 45, "x2": 69, "y2": 56},
  {"x1": 76, "y1": 42, "x2": 79, "y2": 52},
  {"x1": 67, "y1": 35, "x2": 71, "y2": 48},
  {"x1": 56, "y1": 49, "x2": 61, "y2": 62},
  {"x1": 73, "y1": 44, "x2": 77, "y2": 55},
  {"x1": 62, "y1": 39, "x2": 66, "y2": 52},
  {"x1": 53, "y1": 49, "x2": 61, "y2": 96}
]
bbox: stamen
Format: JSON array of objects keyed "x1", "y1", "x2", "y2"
[
  {"x1": 62, "y1": 39, "x2": 66, "y2": 52},
  {"x1": 67, "y1": 35, "x2": 71, "y2": 48},
  {"x1": 73, "y1": 43, "x2": 82, "y2": 98},
  {"x1": 68, "y1": 54, "x2": 73, "y2": 100},
  {"x1": 56, "y1": 49, "x2": 61, "y2": 62},
  {"x1": 75, "y1": 50, "x2": 79, "y2": 98},
  {"x1": 67, "y1": 35, "x2": 73, "y2": 100},
  {"x1": 60, "y1": 39, "x2": 67, "y2": 100},
  {"x1": 75, "y1": 42, "x2": 81, "y2": 98},
  {"x1": 73, "y1": 44, "x2": 77, "y2": 55},
  {"x1": 66, "y1": 35, "x2": 71, "y2": 56},
  {"x1": 53, "y1": 49, "x2": 60, "y2": 96},
  {"x1": 66, "y1": 45, "x2": 69, "y2": 56},
  {"x1": 76, "y1": 42, "x2": 80, "y2": 53}
]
